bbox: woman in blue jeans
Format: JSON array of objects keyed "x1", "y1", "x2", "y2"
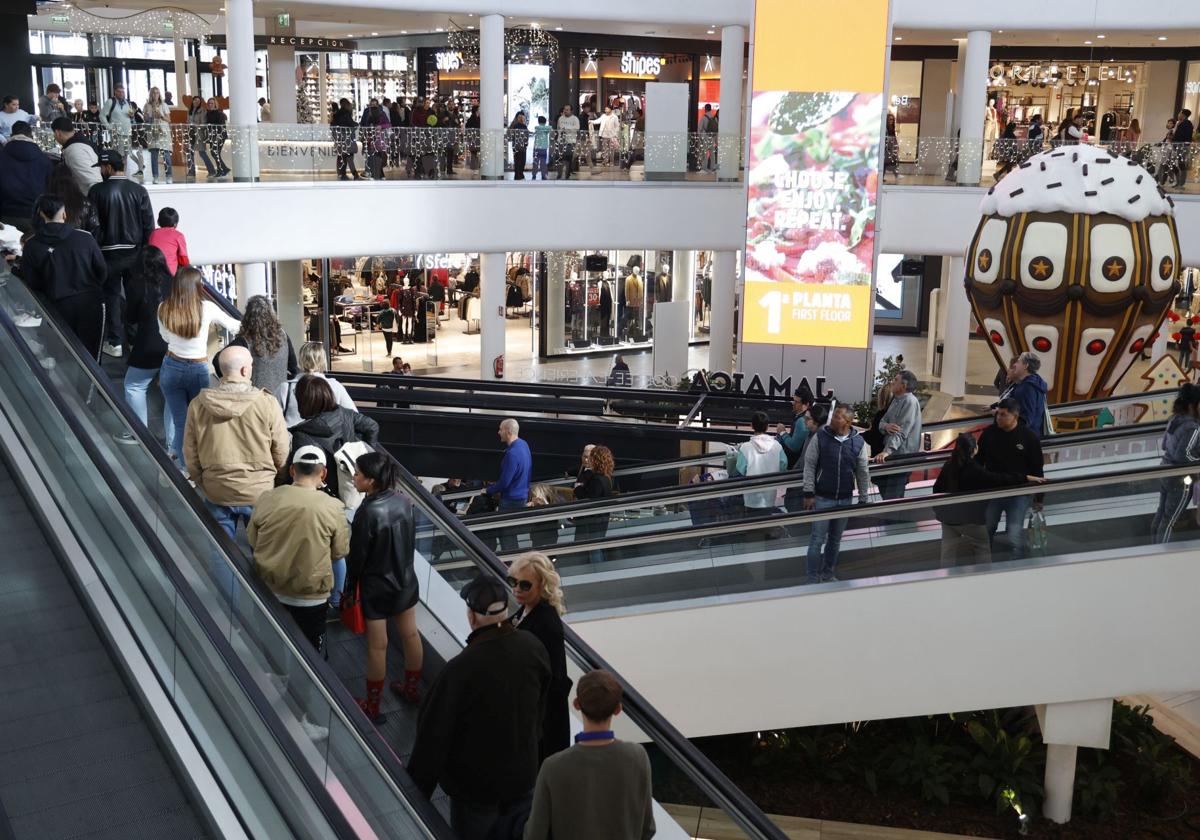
[
  {"x1": 123, "y1": 247, "x2": 173, "y2": 447},
  {"x1": 157, "y1": 266, "x2": 241, "y2": 464}
]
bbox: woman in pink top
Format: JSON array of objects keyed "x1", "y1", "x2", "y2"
[{"x1": 147, "y1": 206, "x2": 189, "y2": 276}]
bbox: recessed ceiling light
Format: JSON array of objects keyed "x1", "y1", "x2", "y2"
[
  {"x1": 400, "y1": 30, "x2": 407, "y2": 34},
  {"x1": 1084, "y1": 40, "x2": 1092, "y2": 45},
  {"x1": 555, "y1": 26, "x2": 563, "y2": 31},
  {"x1": 1097, "y1": 34, "x2": 1106, "y2": 39},
  {"x1": 371, "y1": 32, "x2": 378, "y2": 36},
  {"x1": 998, "y1": 29, "x2": 1004, "y2": 33},
  {"x1": 706, "y1": 29, "x2": 715, "y2": 34},
  {"x1": 436, "y1": 27, "x2": 444, "y2": 31},
  {"x1": 1158, "y1": 36, "x2": 1168, "y2": 41},
  {"x1": 894, "y1": 36, "x2": 902, "y2": 41}
]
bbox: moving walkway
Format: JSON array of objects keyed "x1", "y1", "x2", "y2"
[{"x1": 0, "y1": 262, "x2": 788, "y2": 838}]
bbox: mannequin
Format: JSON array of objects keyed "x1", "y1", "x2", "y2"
[
  {"x1": 624, "y1": 266, "x2": 644, "y2": 340},
  {"x1": 984, "y1": 98, "x2": 999, "y2": 143}
]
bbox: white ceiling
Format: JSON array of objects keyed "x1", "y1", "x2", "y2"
[
  {"x1": 50, "y1": 2, "x2": 724, "y2": 40},
  {"x1": 894, "y1": 27, "x2": 1200, "y2": 49}
]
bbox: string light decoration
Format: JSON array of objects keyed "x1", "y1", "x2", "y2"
[
  {"x1": 445, "y1": 21, "x2": 560, "y2": 66},
  {"x1": 39, "y1": 4, "x2": 212, "y2": 41}
]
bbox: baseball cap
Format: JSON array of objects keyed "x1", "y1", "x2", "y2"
[
  {"x1": 93, "y1": 148, "x2": 124, "y2": 168},
  {"x1": 460, "y1": 575, "x2": 509, "y2": 616},
  {"x1": 293, "y1": 445, "x2": 326, "y2": 466},
  {"x1": 50, "y1": 116, "x2": 74, "y2": 133}
]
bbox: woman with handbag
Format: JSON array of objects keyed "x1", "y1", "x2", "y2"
[
  {"x1": 508, "y1": 551, "x2": 571, "y2": 763},
  {"x1": 343, "y1": 451, "x2": 422, "y2": 723}
]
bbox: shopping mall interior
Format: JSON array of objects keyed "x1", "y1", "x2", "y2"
[{"x1": 2, "y1": 1, "x2": 1200, "y2": 839}]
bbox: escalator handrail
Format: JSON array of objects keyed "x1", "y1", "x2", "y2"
[
  {"x1": 25, "y1": 279, "x2": 455, "y2": 838},
  {"x1": 391, "y1": 460, "x2": 791, "y2": 840},
  {"x1": 922, "y1": 387, "x2": 1177, "y2": 432},
  {"x1": 0, "y1": 302, "x2": 366, "y2": 840},
  {"x1": 523, "y1": 460, "x2": 1193, "y2": 557},
  {"x1": 462, "y1": 420, "x2": 1167, "y2": 529}
]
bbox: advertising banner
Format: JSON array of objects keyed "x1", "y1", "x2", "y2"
[{"x1": 741, "y1": 0, "x2": 890, "y2": 351}]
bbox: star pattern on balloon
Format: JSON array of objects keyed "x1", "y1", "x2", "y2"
[
  {"x1": 977, "y1": 249, "x2": 992, "y2": 272},
  {"x1": 1029, "y1": 257, "x2": 1053, "y2": 279},
  {"x1": 1103, "y1": 256, "x2": 1127, "y2": 280}
]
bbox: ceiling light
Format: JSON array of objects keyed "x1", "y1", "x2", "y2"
[
  {"x1": 371, "y1": 32, "x2": 378, "y2": 36},
  {"x1": 400, "y1": 30, "x2": 407, "y2": 34},
  {"x1": 555, "y1": 26, "x2": 562, "y2": 31},
  {"x1": 998, "y1": 29, "x2": 1004, "y2": 33},
  {"x1": 1158, "y1": 36, "x2": 1168, "y2": 41},
  {"x1": 894, "y1": 36, "x2": 902, "y2": 41},
  {"x1": 531, "y1": 21, "x2": 540, "y2": 28},
  {"x1": 1084, "y1": 40, "x2": 1092, "y2": 45},
  {"x1": 436, "y1": 26, "x2": 444, "y2": 31},
  {"x1": 1097, "y1": 34, "x2": 1106, "y2": 39},
  {"x1": 706, "y1": 29, "x2": 715, "y2": 34}
]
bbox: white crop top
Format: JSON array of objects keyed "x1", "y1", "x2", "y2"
[{"x1": 158, "y1": 300, "x2": 242, "y2": 358}]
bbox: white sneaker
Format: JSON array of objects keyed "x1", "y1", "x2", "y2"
[
  {"x1": 113, "y1": 431, "x2": 139, "y2": 445},
  {"x1": 12, "y1": 312, "x2": 42, "y2": 328},
  {"x1": 102, "y1": 342, "x2": 123, "y2": 357},
  {"x1": 299, "y1": 715, "x2": 329, "y2": 741}
]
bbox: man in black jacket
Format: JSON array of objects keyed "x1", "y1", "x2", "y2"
[
  {"x1": 976, "y1": 398, "x2": 1044, "y2": 561},
  {"x1": 0, "y1": 122, "x2": 53, "y2": 232},
  {"x1": 18, "y1": 194, "x2": 107, "y2": 359},
  {"x1": 88, "y1": 148, "x2": 154, "y2": 357},
  {"x1": 408, "y1": 575, "x2": 550, "y2": 840},
  {"x1": 1172, "y1": 108, "x2": 1194, "y2": 188}
]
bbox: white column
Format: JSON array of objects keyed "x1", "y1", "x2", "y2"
[
  {"x1": 275, "y1": 260, "x2": 305, "y2": 348},
  {"x1": 480, "y1": 252, "x2": 506, "y2": 379},
  {"x1": 941, "y1": 256, "x2": 969, "y2": 397},
  {"x1": 188, "y1": 42, "x2": 200, "y2": 102},
  {"x1": 235, "y1": 263, "x2": 269, "y2": 310},
  {"x1": 709, "y1": 251, "x2": 737, "y2": 372},
  {"x1": 479, "y1": 14, "x2": 505, "y2": 179},
  {"x1": 671, "y1": 250, "x2": 695, "y2": 313},
  {"x1": 317, "y1": 54, "x2": 327, "y2": 121},
  {"x1": 950, "y1": 38, "x2": 967, "y2": 137},
  {"x1": 1037, "y1": 699, "x2": 1114, "y2": 825},
  {"x1": 267, "y1": 44, "x2": 297, "y2": 124},
  {"x1": 225, "y1": 0, "x2": 258, "y2": 181},
  {"x1": 718, "y1": 26, "x2": 745, "y2": 181},
  {"x1": 957, "y1": 30, "x2": 991, "y2": 185},
  {"x1": 173, "y1": 39, "x2": 187, "y2": 102},
  {"x1": 1044, "y1": 744, "x2": 1078, "y2": 824}
]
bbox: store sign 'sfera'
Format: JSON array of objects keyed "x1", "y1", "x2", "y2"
[
  {"x1": 620, "y1": 52, "x2": 662, "y2": 76},
  {"x1": 436, "y1": 51, "x2": 463, "y2": 72}
]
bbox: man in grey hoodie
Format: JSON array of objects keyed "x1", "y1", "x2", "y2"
[{"x1": 871, "y1": 369, "x2": 923, "y2": 500}]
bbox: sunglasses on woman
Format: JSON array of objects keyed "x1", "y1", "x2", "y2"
[{"x1": 506, "y1": 576, "x2": 534, "y2": 592}]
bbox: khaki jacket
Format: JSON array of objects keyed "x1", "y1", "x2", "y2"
[
  {"x1": 184, "y1": 382, "x2": 288, "y2": 506},
  {"x1": 247, "y1": 484, "x2": 349, "y2": 601}
]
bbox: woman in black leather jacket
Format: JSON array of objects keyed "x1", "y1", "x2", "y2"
[{"x1": 344, "y1": 451, "x2": 422, "y2": 724}]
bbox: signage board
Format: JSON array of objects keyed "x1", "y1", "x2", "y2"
[
  {"x1": 741, "y1": 0, "x2": 890, "y2": 351},
  {"x1": 436, "y1": 51, "x2": 463, "y2": 72},
  {"x1": 209, "y1": 35, "x2": 359, "y2": 51},
  {"x1": 620, "y1": 52, "x2": 662, "y2": 77}
]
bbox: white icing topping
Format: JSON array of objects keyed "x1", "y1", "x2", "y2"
[{"x1": 980, "y1": 145, "x2": 1172, "y2": 223}]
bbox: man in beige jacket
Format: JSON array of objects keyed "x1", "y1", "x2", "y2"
[
  {"x1": 184, "y1": 345, "x2": 288, "y2": 539},
  {"x1": 247, "y1": 445, "x2": 349, "y2": 653}
]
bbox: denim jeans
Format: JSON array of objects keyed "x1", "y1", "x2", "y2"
[
  {"x1": 984, "y1": 495, "x2": 1032, "y2": 560},
  {"x1": 874, "y1": 471, "x2": 910, "y2": 500},
  {"x1": 149, "y1": 148, "x2": 172, "y2": 181},
  {"x1": 532, "y1": 148, "x2": 549, "y2": 179},
  {"x1": 124, "y1": 365, "x2": 174, "y2": 451},
  {"x1": 806, "y1": 496, "x2": 850, "y2": 581},
  {"x1": 159, "y1": 356, "x2": 211, "y2": 464},
  {"x1": 205, "y1": 500, "x2": 253, "y2": 598}
]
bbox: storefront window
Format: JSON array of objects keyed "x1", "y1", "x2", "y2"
[
  {"x1": 887, "y1": 60, "x2": 922, "y2": 155},
  {"x1": 986, "y1": 60, "x2": 1140, "y2": 141},
  {"x1": 113, "y1": 36, "x2": 175, "y2": 61},
  {"x1": 1184, "y1": 62, "x2": 1200, "y2": 126},
  {"x1": 28, "y1": 30, "x2": 89, "y2": 57}
]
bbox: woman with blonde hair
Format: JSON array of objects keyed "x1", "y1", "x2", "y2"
[
  {"x1": 143, "y1": 86, "x2": 173, "y2": 183},
  {"x1": 508, "y1": 551, "x2": 571, "y2": 761},
  {"x1": 275, "y1": 340, "x2": 355, "y2": 426},
  {"x1": 158, "y1": 266, "x2": 241, "y2": 463}
]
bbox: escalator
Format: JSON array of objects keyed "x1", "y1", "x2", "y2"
[{"x1": 0, "y1": 263, "x2": 790, "y2": 838}]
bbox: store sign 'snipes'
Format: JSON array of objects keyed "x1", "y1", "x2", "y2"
[
  {"x1": 436, "y1": 51, "x2": 463, "y2": 72},
  {"x1": 620, "y1": 52, "x2": 662, "y2": 77},
  {"x1": 741, "y1": 0, "x2": 890, "y2": 350}
]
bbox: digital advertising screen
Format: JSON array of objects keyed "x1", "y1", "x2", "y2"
[
  {"x1": 507, "y1": 64, "x2": 550, "y2": 128},
  {"x1": 741, "y1": 0, "x2": 890, "y2": 350}
]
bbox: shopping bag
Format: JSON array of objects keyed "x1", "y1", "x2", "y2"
[
  {"x1": 1026, "y1": 508, "x2": 1049, "y2": 556},
  {"x1": 340, "y1": 586, "x2": 366, "y2": 635}
]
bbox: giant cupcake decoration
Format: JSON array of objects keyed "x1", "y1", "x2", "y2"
[{"x1": 965, "y1": 144, "x2": 1181, "y2": 429}]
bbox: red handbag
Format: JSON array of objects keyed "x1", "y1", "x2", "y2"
[{"x1": 340, "y1": 586, "x2": 366, "y2": 635}]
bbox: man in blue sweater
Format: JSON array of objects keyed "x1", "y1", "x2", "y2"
[{"x1": 487, "y1": 417, "x2": 532, "y2": 553}]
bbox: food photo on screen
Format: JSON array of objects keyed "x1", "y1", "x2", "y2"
[{"x1": 745, "y1": 90, "x2": 883, "y2": 286}]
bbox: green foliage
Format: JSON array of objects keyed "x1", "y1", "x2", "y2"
[
  {"x1": 851, "y1": 354, "x2": 926, "y2": 427},
  {"x1": 1111, "y1": 702, "x2": 1193, "y2": 806},
  {"x1": 1074, "y1": 751, "x2": 1124, "y2": 821},
  {"x1": 878, "y1": 719, "x2": 969, "y2": 805},
  {"x1": 749, "y1": 729, "x2": 850, "y2": 784},
  {"x1": 965, "y1": 710, "x2": 1044, "y2": 816}
]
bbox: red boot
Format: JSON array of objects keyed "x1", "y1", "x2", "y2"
[
  {"x1": 390, "y1": 669, "x2": 421, "y2": 704},
  {"x1": 356, "y1": 678, "x2": 387, "y2": 724}
]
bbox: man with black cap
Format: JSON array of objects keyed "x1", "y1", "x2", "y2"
[
  {"x1": 52, "y1": 115, "x2": 101, "y2": 192},
  {"x1": 408, "y1": 573, "x2": 551, "y2": 840},
  {"x1": 88, "y1": 147, "x2": 154, "y2": 357}
]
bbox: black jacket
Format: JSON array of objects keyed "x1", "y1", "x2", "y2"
[
  {"x1": 284, "y1": 407, "x2": 380, "y2": 499},
  {"x1": 87, "y1": 175, "x2": 154, "y2": 250},
  {"x1": 976, "y1": 421, "x2": 1044, "y2": 481},
  {"x1": 1174, "y1": 118, "x2": 1195, "y2": 144},
  {"x1": 606, "y1": 361, "x2": 631, "y2": 387},
  {"x1": 19, "y1": 222, "x2": 106, "y2": 301},
  {"x1": 346, "y1": 489, "x2": 417, "y2": 601},
  {"x1": 0, "y1": 138, "x2": 53, "y2": 221},
  {"x1": 932, "y1": 457, "x2": 1026, "y2": 525},
  {"x1": 514, "y1": 600, "x2": 572, "y2": 762},
  {"x1": 127, "y1": 275, "x2": 169, "y2": 369},
  {"x1": 408, "y1": 621, "x2": 551, "y2": 803}
]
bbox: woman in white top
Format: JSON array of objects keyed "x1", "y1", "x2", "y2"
[
  {"x1": 275, "y1": 341, "x2": 356, "y2": 426},
  {"x1": 144, "y1": 87, "x2": 173, "y2": 184},
  {"x1": 158, "y1": 266, "x2": 241, "y2": 462}
]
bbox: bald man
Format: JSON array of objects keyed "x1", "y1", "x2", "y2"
[{"x1": 184, "y1": 345, "x2": 289, "y2": 539}]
